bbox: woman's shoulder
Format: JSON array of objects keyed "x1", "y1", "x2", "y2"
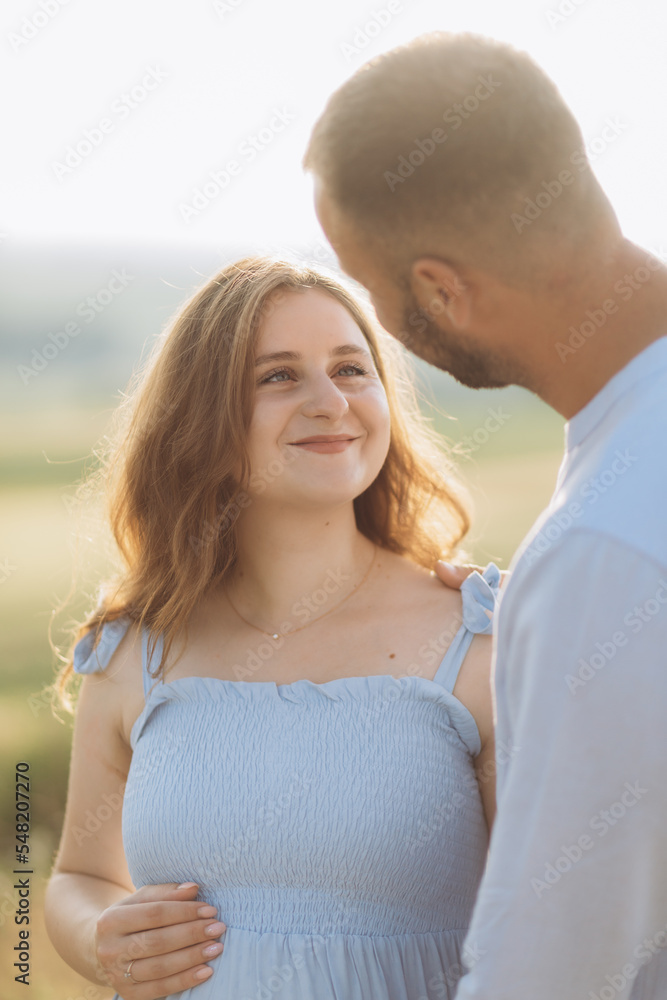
[
  {"x1": 399, "y1": 557, "x2": 498, "y2": 629},
  {"x1": 370, "y1": 550, "x2": 464, "y2": 645},
  {"x1": 378, "y1": 549, "x2": 495, "y2": 613},
  {"x1": 376, "y1": 549, "x2": 496, "y2": 719},
  {"x1": 375, "y1": 548, "x2": 445, "y2": 589},
  {"x1": 73, "y1": 616, "x2": 143, "y2": 679},
  {"x1": 72, "y1": 617, "x2": 146, "y2": 748}
]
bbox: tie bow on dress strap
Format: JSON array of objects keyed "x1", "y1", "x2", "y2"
[
  {"x1": 460, "y1": 563, "x2": 501, "y2": 636},
  {"x1": 72, "y1": 617, "x2": 131, "y2": 674}
]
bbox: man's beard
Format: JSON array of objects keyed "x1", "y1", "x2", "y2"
[{"x1": 399, "y1": 293, "x2": 513, "y2": 390}]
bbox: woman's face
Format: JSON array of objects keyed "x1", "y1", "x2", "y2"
[{"x1": 245, "y1": 287, "x2": 391, "y2": 509}]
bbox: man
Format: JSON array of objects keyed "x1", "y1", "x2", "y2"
[{"x1": 303, "y1": 31, "x2": 667, "y2": 999}]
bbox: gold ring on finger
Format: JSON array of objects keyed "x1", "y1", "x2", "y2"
[{"x1": 124, "y1": 959, "x2": 140, "y2": 984}]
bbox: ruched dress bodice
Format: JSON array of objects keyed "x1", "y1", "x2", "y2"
[{"x1": 73, "y1": 563, "x2": 500, "y2": 999}]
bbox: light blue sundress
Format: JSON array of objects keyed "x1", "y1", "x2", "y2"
[{"x1": 73, "y1": 562, "x2": 500, "y2": 1000}]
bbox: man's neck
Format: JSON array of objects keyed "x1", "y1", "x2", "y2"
[{"x1": 527, "y1": 240, "x2": 667, "y2": 420}]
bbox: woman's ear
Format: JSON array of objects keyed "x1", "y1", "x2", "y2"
[{"x1": 411, "y1": 257, "x2": 471, "y2": 330}]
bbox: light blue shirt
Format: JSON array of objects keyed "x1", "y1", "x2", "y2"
[{"x1": 455, "y1": 337, "x2": 667, "y2": 1000}]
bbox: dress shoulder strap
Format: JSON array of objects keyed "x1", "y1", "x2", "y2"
[
  {"x1": 140, "y1": 626, "x2": 165, "y2": 700},
  {"x1": 431, "y1": 562, "x2": 501, "y2": 693},
  {"x1": 72, "y1": 614, "x2": 164, "y2": 702},
  {"x1": 72, "y1": 617, "x2": 131, "y2": 675}
]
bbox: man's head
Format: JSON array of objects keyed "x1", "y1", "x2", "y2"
[{"x1": 304, "y1": 31, "x2": 620, "y2": 390}]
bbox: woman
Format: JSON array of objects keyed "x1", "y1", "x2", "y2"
[{"x1": 44, "y1": 255, "x2": 499, "y2": 999}]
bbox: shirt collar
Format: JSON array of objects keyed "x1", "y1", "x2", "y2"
[{"x1": 565, "y1": 336, "x2": 667, "y2": 452}]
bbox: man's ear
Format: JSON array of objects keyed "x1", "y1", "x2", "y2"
[{"x1": 411, "y1": 256, "x2": 471, "y2": 330}]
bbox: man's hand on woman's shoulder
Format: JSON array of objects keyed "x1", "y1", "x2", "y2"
[{"x1": 434, "y1": 560, "x2": 511, "y2": 590}]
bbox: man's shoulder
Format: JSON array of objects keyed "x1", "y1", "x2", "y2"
[
  {"x1": 520, "y1": 390, "x2": 667, "y2": 572},
  {"x1": 512, "y1": 523, "x2": 666, "y2": 583}
]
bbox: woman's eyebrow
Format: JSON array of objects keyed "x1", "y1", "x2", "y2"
[{"x1": 254, "y1": 344, "x2": 372, "y2": 366}]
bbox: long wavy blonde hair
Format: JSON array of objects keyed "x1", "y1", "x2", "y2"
[{"x1": 54, "y1": 255, "x2": 471, "y2": 709}]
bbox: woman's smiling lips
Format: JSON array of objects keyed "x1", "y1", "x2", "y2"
[{"x1": 289, "y1": 434, "x2": 361, "y2": 454}]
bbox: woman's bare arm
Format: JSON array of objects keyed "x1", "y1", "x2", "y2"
[
  {"x1": 44, "y1": 627, "x2": 226, "y2": 997},
  {"x1": 451, "y1": 632, "x2": 497, "y2": 832}
]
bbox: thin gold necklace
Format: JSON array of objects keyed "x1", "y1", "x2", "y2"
[{"x1": 225, "y1": 544, "x2": 377, "y2": 640}]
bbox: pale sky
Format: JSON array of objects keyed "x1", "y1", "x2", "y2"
[{"x1": 3, "y1": 0, "x2": 667, "y2": 254}]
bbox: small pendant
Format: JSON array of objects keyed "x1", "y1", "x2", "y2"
[{"x1": 272, "y1": 633, "x2": 280, "y2": 640}]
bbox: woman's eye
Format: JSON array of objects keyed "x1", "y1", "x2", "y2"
[
  {"x1": 259, "y1": 362, "x2": 369, "y2": 384},
  {"x1": 261, "y1": 368, "x2": 293, "y2": 383}
]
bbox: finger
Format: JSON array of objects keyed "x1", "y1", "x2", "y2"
[
  {"x1": 118, "y1": 882, "x2": 202, "y2": 906},
  {"x1": 120, "y1": 916, "x2": 226, "y2": 966},
  {"x1": 119, "y1": 960, "x2": 215, "y2": 998},
  {"x1": 434, "y1": 561, "x2": 482, "y2": 589},
  {"x1": 114, "y1": 901, "x2": 223, "y2": 936},
  {"x1": 121, "y1": 935, "x2": 226, "y2": 990}
]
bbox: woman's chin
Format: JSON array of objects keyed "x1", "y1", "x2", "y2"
[{"x1": 268, "y1": 479, "x2": 373, "y2": 510}]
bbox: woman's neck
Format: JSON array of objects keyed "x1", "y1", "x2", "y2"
[{"x1": 227, "y1": 502, "x2": 376, "y2": 631}]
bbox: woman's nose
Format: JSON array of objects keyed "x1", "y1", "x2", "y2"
[{"x1": 300, "y1": 374, "x2": 350, "y2": 420}]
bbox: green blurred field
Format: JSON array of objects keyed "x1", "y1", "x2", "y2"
[{"x1": 0, "y1": 397, "x2": 564, "y2": 998}]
